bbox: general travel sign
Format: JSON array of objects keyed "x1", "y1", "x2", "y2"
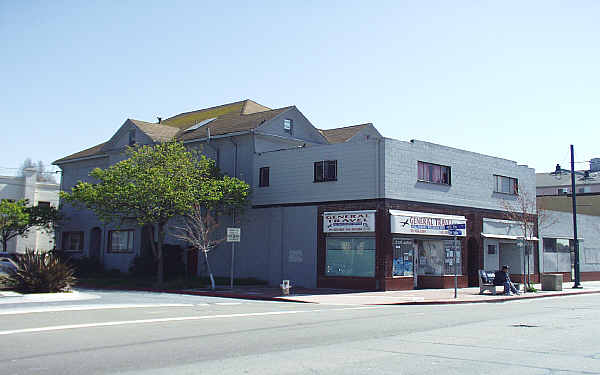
[
  {"x1": 390, "y1": 210, "x2": 467, "y2": 237},
  {"x1": 323, "y1": 210, "x2": 376, "y2": 233}
]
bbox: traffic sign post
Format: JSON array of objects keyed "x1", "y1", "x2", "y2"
[
  {"x1": 227, "y1": 227, "x2": 241, "y2": 242},
  {"x1": 227, "y1": 226, "x2": 241, "y2": 289}
]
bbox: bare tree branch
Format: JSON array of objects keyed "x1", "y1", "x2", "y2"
[{"x1": 170, "y1": 204, "x2": 225, "y2": 290}]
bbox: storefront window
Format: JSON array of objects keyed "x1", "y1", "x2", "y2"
[
  {"x1": 326, "y1": 237, "x2": 375, "y2": 277},
  {"x1": 416, "y1": 239, "x2": 461, "y2": 276},
  {"x1": 393, "y1": 239, "x2": 414, "y2": 276}
]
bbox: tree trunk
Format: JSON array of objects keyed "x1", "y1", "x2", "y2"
[
  {"x1": 157, "y1": 222, "x2": 165, "y2": 286},
  {"x1": 203, "y1": 250, "x2": 215, "y2": 290},
  {"x1": 1, "y1": 237, "x2": 6, "y2": 252}
]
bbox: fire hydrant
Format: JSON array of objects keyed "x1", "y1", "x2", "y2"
[{"x1": 280, "y1": 280, "x2": 291, "y2": 296}]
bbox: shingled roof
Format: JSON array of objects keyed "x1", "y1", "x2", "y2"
[
  {"x1": 162, "y1": 99, "x2": 271, "y2": 129},
  {"x1": 177, "y1": 106, "x2": 292, "y2": 141},
  {"x1": 54, "y1": 100, "x2": 292, "y2": 164},
  {"x1": 130, "y1": 119, "x2": 180, "y2": 142},
  {"x1": 53, "y1": 142, "x2": 107, "y2": 164},
  {"x1": 318, "y1": 124, "x2": 371, "y2": 144}
]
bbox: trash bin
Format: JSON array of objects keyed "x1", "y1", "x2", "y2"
[{"x1": 541, "y1": 274, "x2": 563, "y2": 291}]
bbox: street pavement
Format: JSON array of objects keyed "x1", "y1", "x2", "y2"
[{"x1": 1, "y1": 286, "x2": 600, "y2": 374}]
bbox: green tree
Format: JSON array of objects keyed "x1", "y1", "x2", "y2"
[
  {"x1": 0, "y1": 199, "x2": 62, "y2": 251},
  {"x1": 0, "y1": 199, "x2": 29, "y2": 252},
  {"x1": 61, "y1": 141, "x2": 250, "y2": 284}
]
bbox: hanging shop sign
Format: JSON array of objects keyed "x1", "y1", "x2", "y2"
[
  {"x1": 390, "y1": 210, "x2": 467, "y2": 237},
  {"x1": 323, "y1": 210, "x2": 376, "y2": 233}
]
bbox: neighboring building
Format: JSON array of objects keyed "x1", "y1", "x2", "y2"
[
  {"x1": 538, "y1": 210, "x2": 600, "y2": 282},
  {"x1": 536, "y1": 158, "x2": 600, "y2": 196},
  {"x1": 54, "y1": 99, "x2": 537, "y2": 290},
  {"x1": 0, "y1": 169, "x2": 60, "y2": 253},
  {"x1": 536, "y1": 159, "x2": 600, "y2": 282}
]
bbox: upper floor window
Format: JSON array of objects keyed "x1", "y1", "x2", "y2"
[
  {"x1": 418, "y1": 161, "x2": 451, "y2": 185},
  {"x1": 558, "y1": 187, "x2": 569, "y2": 195},
  {"x1": 578, "y1": 186, "x2": 591, "y2": 193},
  {"x1": 108, "y1": 230, "x2": 134, "y2": 253},
  {"x1": 283, "y1": 119, "x2": 293, "y2": 134},
  {"x1": 314, "y1": 160, "x2": 337, "y2": 182},
  {"x1": 62, "y1": 231, "x2": 83, "y2": 252},
  {"x1": 128, "y1": 129, "x2": 136, "y2": 146},
  {"x1": 494, "y1": 175, "x2": 518, "y2": 195},
  {"x1": 259, "y1": 167, "x2": 270, "y2": 187}
]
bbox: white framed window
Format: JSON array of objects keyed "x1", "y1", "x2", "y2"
[
  {"x1": 494, "y1": 175, "x2": 518, "y2": 195},
  {"x1": 62, "y1": 231, "x2": 83, "y2": 252},
  {"x1": 283, "y1": 119, "x2": 293, "y2": 133},
  {"x1": 418, "y1": 161, "x2": 451, "y2": 185},
  {"x1": 108, "y1": 230, "x2": 134, "y2": 253},
  {"x1": 314, "y1": 160, "x2": 337, "y2": 182}
]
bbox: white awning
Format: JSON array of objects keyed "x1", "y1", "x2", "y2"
[
  {"x1": 481, "y1": 233, "x2": 539, "y2": 241},
  {"x1": 390, "y1": 210, "x2": 466, "y2": 221}
]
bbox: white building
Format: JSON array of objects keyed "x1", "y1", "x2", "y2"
[{"x1": 0, "y1": 168, "x2": 60, "y2": 253}]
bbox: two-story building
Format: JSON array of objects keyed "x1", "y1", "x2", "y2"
[
  {"x1": 54, "y1": 99, "x2": 537, "y2": 290},
  {"x1": 0, "y1": 169, "x2": 60, "y2": 253}
]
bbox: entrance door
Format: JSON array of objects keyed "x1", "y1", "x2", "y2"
[{"x1": 90, "y1": 227, "x2": 101, "y2": 259}]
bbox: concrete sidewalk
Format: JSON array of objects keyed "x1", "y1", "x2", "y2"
[
  {"x1": 3, "y1": 281, "x2": 599, "y2": 306},
  {"x1": 171, "y1": 280, "x2": 600, "y2": 305}
]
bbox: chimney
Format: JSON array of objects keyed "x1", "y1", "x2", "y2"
[{"x1": 157, "y1": 117, "x2": 162, "y2": 124}]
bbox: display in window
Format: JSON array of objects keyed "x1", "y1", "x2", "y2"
[{"x1": 392, "y1": 239, "x2": 414, "y2": 276}]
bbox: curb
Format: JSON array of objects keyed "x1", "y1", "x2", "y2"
[{"x1": 371, "y1": 289, "x2": 600, "y2": 305}]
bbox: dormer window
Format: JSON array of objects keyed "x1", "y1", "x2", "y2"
[
  {"x1": 128, "y1": 129, "x2": 136, "y2": 146},
  {"x1": 283, "y1": 119, "x2": 293, "y2": 134}
]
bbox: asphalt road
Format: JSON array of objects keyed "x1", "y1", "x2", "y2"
[{"x1": 1, "y1": 290, "x2": 599, "y2": 375}]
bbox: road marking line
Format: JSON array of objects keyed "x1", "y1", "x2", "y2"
[
  {"x1": 0, "y1": 304, "x2": 194, "y2": 315},
  {"x1": 0, "y1": 306, "x2": 377, "y2": 336},
  {"x1": 215, "y1": 302, "x2": 242, "y2": 305}
]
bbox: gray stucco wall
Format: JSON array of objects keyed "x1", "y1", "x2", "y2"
[
  {"x1": 252, "y1": 140, "x2": 381, "y2": 206},
  {"x1": 384, "y1": 139, "x2": 536, "y2": 211},
  {"x1": 539, "y1": 210, "x2": 600, "y2": 273},
  {"x1": 203, "y1": 206, "x2": 318, "y2": 288}
]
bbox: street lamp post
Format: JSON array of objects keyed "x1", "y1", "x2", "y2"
[{"x1": 570, "y1": 145, "x2": 582, "y2": 288}]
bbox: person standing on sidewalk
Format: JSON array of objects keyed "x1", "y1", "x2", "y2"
[{"x1": 494, "y1": 265, "x2": 520, "y2": 295}]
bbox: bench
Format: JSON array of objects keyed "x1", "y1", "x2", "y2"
[{"x1": 478, "y1": 270, "x2": 497, "y2": 295}]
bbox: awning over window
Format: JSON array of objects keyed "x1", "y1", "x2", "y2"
[
  {"x1": 481, "y1": 233, "x2": 539, "y2": 241},
  {"x1": 390, "y1": 210, "x2": 467, "y2": 237}
]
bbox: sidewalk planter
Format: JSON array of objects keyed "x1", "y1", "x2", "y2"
[{"x1": 541, "y1": 274, "x2": 563, "y2": 291}]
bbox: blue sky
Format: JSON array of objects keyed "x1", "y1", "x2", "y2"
[{"x1": 1, "y1": 1, "x2": 598, "y2": 175}]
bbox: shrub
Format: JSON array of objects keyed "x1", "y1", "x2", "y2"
[
  {"x1": 52, "y1": 251, "x2": 103, "y2": 277},
  {"x1": 129, "y1": 244, "x2": 186, "y2": 280},
  {"x1": 4, "y1": 250, "x2": 76, "y2": 293}
]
